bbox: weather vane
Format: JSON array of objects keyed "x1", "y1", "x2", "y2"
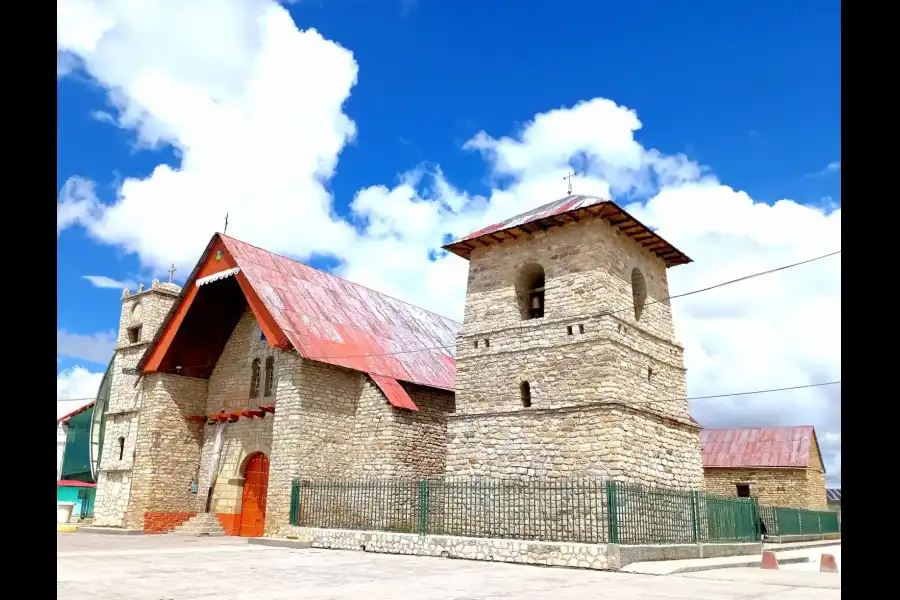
[{"x1": 564, "y1": 171, "x2": 574, "y2": 195}]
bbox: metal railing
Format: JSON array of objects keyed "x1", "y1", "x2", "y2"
[
  {"x1": 758, "y1": 505, "x2": 841, "y2": 537},
  {"x1": 78, "y1": 487, "x2": 96, "y2": 520},
  {"x1": 289, "y1": 477, "x2": 844, "y2": 545}
]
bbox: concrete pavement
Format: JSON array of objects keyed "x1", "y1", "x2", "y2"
[{"x1": 58, "y1": 533, "x2": 840, "y2": 599}]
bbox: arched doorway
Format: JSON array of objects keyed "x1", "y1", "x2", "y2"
[{"x1": 239, "y1": 452, "x2": 270, "y2": 537}]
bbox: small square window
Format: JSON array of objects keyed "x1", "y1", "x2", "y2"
[
  {"x1": 566, "y1": 325, "x2": 573, "y2": 335},
  {"x1": 736, "y1": 484, "x2": 751, "y2": 498},
  {"x1": 474, "y1": 340, "x2": 479, "y2": 349},
  {"x1": 127, "y1": 326, "x2": 142, "y2": 344},
  {"x1": 484, "y1": 339, "x2": 490, "y2": 348},
  {"x1": 578, "y1": 324, "x2": 585, "y2": 334}
]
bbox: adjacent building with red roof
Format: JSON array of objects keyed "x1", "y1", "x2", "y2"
[{"x1": 699, "y1": 426, "x2": 828, "y2": 510}]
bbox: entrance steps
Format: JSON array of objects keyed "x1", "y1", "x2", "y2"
[{"x1": 170, "y1": 513, "x2": 226, "y2": 537}]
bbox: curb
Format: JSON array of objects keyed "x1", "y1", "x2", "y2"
[
  {"x1": 78, "y1": 526, "x2": 145, "y2": 536},
  {"x1": 767, "y1": 540, "x2": 841, "y2": 553},
  {"x1": 670, "y1": 556, "x2": 810, "y2": 574},
  {"x1": 248, "y1": 537, "x2": 313, "y2": 549},
  {"x1": 57, "y1": 524, "x2": 78, "y2": 533}
]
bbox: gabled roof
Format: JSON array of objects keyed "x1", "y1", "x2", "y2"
[
  {"x1": 826, "y1": 488, "x2": 841, "y2": 502},
  {"x1": 57, "y1": 399, "x2": 96, "y2": 423},
  {"x1": 443, "y1": 195, "x2": 692, "y2": 268},
  {"x1": 700, "y1": 426, "x2": 823, "y2": 470},
  {"x1": 139, "y1": 234, "x2": 459, "y2": 410}
]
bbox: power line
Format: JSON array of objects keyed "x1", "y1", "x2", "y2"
[
  {"x1": 297, "y1": 249, "x2": 841, "y2": 361},
  {"x1": 451, "y1": 380, "x2": 841, "y2": 406},
  {"x1": 69, "y1": 248, "x2": 839, "y2": 381}
]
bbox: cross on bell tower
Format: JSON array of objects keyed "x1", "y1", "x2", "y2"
[
  {"x1": 563, "y1": 171, "x2": 574, "y2": 195},
  {"x1": 168, "y1": 264, "x2": 176, "y2": 283}
]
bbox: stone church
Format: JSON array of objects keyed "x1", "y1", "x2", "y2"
[{"x1": 91, "y1": 194, "x2": 703, "y2": 535}]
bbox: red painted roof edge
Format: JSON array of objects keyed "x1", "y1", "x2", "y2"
[
  {"x1": 57, "y1": 480, "x2": 96, "y2": 487},
  {"x1": 136, "y1": 233, "x2": 222, "y2": 373},
  {"x1": 369, "y1": 374, "x2": 419, "y2": 412},
  {"x1": 57, "y1": 401, "x2": 95, "y2": 424}
]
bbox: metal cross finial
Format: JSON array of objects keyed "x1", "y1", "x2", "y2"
[
  {"x1": 224, "y1": 212, "x2": 229, "y2": 234},
  {"x1": 564, "y1": 171, "x2": 574, "y2": 195},
  {"x1": 168, "y1": 264, "x2": 176, "y2": 283}
]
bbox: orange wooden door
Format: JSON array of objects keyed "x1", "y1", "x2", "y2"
[{"x1": 239, "y1": 453, "x2": 270, "y2": 537}]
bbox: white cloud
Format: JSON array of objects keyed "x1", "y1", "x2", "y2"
[
  {"x1": 57, "y1": 329, "x2": 116, "y2": 364},
  {"x1": 806, "y1": 161, "x2": 841, "y2": 177},
  {"x1": 58, "y1": 366, "x2": 104, "y2": 401},
  {"x1": 56, "y1": 1, "x2": 841, "y2": 485},
  {"x1": 82, "y1": 275, "x2": 135, "y2": 289}
]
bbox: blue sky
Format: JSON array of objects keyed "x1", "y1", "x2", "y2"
[{"x1": 57, "y1": 0, "x2": 840, "y2": 482}]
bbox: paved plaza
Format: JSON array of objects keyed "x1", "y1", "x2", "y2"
[{"x1": 57, "y1": 533, "x2": 840, "y2": 600}]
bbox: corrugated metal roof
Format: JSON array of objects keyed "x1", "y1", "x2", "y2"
[
  {"x1": 443, "y1": 195, "x2": 692, "y2": 267},
  {"x1": 826, "y1": 488, "x2": 841, "y2": 502},
  {"x1": 700, "y1": 426, "x2": 817, "y2": 469},
  {"x1": 455, "y1": 195, "x2": 607, "y2": 243},
  {"x1": 220, "y1": 235, "x2": 459, "y2": 392}
]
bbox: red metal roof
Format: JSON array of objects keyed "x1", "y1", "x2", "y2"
[
  {"x1": 369, "y1": 374, "x2": 419, "y2": 411},
  {"x1": 57, "y1": 400, "x2": 95, "y2": 424},
  {"x1": 443, "y1": 195, "x2": 692, "y2": 267},
  {"x1": 700, "y1": 426, "x2": 817, "y2": 469},
  {"x1": 220, "y1": 235, "x2": 459, "y2": 392},
  {"x1": 57, "y1": 480, "x2": 96, "y2": 487}
]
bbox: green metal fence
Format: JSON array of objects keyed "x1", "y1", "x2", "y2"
[
  {"x1": 288, "y1": 477, "x2": 840, "y2": 545},
  {"x1": 758, "y1": 505, "x2": 841, "y2": 537},
  {"x1": 78, "y1": 487, "x2": 96, "y2": 519}
]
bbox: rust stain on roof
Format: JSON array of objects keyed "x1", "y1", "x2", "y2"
[
  {"x1": 220, "y1": 235, "x2": 459, "y2": 391},
  {"x1": 700, "y1": 426, "x2": 819, "y2": 469},
  {"x1": 444, "y1": 195, "x2": 691, "y2": 267}
]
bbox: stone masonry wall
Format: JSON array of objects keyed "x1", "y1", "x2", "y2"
[
  {"x1": 805, "y1": 437, "x2": 828, "y2": 510},
  {"x1": 93, "y1": 283, "x2": 180, "y2": 527},
  {"x1": 390, "y1": 383, "x2": 456, "y2": 478},
  {"x1": 703, "y1": 468, "x2": 821, "y2": 510},
  {"x1": 124, "y1": 373, "x2": 208, "y2": 533},
  {"x1": 445, "y1": 404, "x2": 701, "y2": 485},
  {"x1": 265, "y1": 356, "x2": 455, "y2": 537}
]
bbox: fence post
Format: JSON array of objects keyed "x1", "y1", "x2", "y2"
[
  {"x1": 418, "y1": 479, "x2": 430, "y2": 536},
  {"x1": 690, "y1": 491, "x2": 701, "y2": 543},
  {"x1": 289, "y1": 478, "x2": 300, "y2": 526},
  {"x1": 606, "y1": 480, "x2": 620, "y2": 544},
  {"x1": 797, "y1": 509, "x2": 803, "y2": 535},
  {"x1": 817, "y1": 512, "x2": 822, "y2": 534}
]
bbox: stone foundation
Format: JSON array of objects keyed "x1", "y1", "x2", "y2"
[{"x1": 285, "y1": 527, "x2": 612, "y2": 570}]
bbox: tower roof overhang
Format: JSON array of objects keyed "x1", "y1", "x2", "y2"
[{"x1": 443, "y1": 195, "x2": 692, "y2": 268}]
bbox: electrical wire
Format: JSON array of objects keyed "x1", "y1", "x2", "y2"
[
  {"x1": 450, "y1": 380, "x2": 841, "y2": 406},
  {"x1": 297, "y1": 249, "x2": 841, "y2": 361}
]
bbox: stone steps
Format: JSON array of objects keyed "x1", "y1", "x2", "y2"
[{"x1": 169, "y1": 514, "x2": 226, "y2": 537}]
